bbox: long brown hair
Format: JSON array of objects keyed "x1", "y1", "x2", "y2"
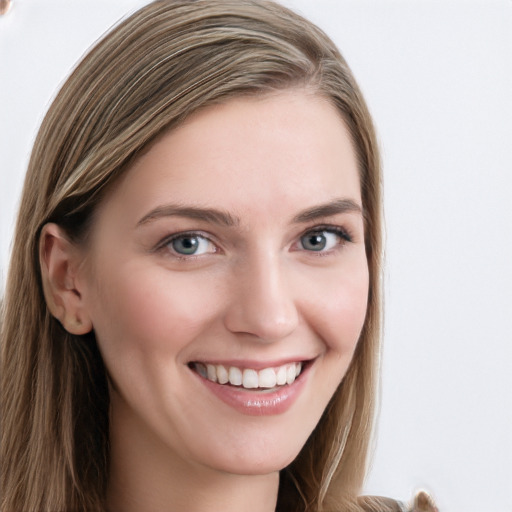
[{"x1": 0, "y1": 1, "x2": 382, "y2": 511}]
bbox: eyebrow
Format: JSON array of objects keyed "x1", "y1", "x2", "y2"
[
  {"x1": 292, "y1": 198, "x2": 363, "y2": 223},
  {"x1": 137, "y1": 205, "x2": 240, "y2": 227},
  {"x1": 137, "y1": 198, "x2": 362, "y2": 228}
]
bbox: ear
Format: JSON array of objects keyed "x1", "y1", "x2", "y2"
[{"x1": 39, "y1": 223, "x2": 93, "y2": 335}]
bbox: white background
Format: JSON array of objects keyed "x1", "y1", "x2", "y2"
[{"x1": 1, "y1": 1, "x2": 511, "y2": 511}]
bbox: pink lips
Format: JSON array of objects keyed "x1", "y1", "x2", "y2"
[{"x1": 191, "y1": 361, "x2": 311, "y2": 416}]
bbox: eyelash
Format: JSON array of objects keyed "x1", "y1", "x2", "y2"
[
  {"x1": 295, "y1": 225, "x2": 353, "y2": 256},
  {"x1": 156, "y1": 225, "x2": 354, "y2": 259},
  {"x1": 156, "y1": 231, "x2": 217, "y2": 260}
]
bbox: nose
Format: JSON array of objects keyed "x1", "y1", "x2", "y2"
[{"x1": 223, "y1": 252, "x2": 299, "y2": 342}]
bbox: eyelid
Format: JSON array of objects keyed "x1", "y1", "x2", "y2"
[
  {"x1": 155, "y1": 230, "x2": 219, "y2": 257},
  {"x1": 152, "y1": 224, "x2": 355, "y2": 258},
  {"x1": 292, "y1": 224, "x2": 354, "y2": 254},
  {"x1": 299, "y1": 224, "x2": 354, "y2": 242}
]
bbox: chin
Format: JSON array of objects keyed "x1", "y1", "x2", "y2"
[
  {"x1": 213, "y1": 452, "x2": 299, "y2": 477},
  {"x1": 198, "y1": 432, "x2": 306, "y2": 477}
]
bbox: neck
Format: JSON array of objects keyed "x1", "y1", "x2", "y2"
[
  {"x1": 107, "y1": 465, "x2": 279, "y2": 512},
  {"x1": 106, "y1": 397, "x2": 280, "y2": 512}
]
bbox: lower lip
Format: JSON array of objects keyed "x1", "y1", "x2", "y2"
[{"x1": 192, "y1": 364, "x2": 311, "y2": 416}]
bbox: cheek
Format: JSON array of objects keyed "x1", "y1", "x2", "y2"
[
  {"x1": 303, "y1": 257, "x2": 369, "y2": 354},
  {"x1": 86, "y1": 264, "x2": 222, "y2": 359}
]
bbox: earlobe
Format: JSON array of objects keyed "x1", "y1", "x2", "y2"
[{"x1": 39, "y1": 223, "x2": 93, "y2": 335}]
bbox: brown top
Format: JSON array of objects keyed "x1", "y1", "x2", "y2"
[{"x1": 358, "y1": 490, "x2": 439, "y2": 512}]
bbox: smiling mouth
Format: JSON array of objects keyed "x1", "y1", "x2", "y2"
[{"x1": 190, "y1": 361, "x2": 305, "y2": 390}]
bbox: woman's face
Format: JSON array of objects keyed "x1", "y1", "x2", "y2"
[{"x1": 78, "y1": 90, "x2": 369, "y2": 476}]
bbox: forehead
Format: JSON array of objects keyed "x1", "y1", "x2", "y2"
[{"x1": 96, "y1": 90, "x2": 361, "y2": 227}]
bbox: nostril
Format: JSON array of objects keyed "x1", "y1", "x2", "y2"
[
  {"x1": 223, "y1": 294, "x2": 299, "y2": 342},
  {"x1": 221, "y1": 256, "x2": 299, "y2": 341}
]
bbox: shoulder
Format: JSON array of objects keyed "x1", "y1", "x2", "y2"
[{"x1": 357, "y1": 490, "x2": 438, "y2": 512}]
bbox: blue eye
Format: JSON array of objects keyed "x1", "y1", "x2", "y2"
[
  {"x1": 168, "y1": 234, "x2": 215, "y2": 256},
  {"x1": 300, "y1": 230, "x2": 347, "y2": 252}
]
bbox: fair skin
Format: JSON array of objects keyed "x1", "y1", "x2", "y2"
[{"x1": 41, "y1": 90, "x2": 369, "y2": 512}]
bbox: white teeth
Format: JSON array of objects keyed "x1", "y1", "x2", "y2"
[
  {"x1": 258, "y1": 368, "x2": 277, "y2": 388},
  {"x1": 242, "y1": 369, "x2": 259, "y2": 389},
  {"x1": 276, "y1": 366, "x2": 287, "y2": 385},
  {"x1": 207, "y1": 364, "x2": 217, "y2": 382},
  {"x1": 286, "y1": 364, "x2": 296, "y2": 385},
  {"x1": 195, "y1": 361, "x2": 304, "y2": 389},
  {"x1": 228, "y1": 366, "x2": 242, "y2": 386},
  {"x1": 217, "y1": 364, "x2": 229, "y2": 384}
]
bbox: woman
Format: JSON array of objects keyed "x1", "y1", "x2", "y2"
[{"x1": 0, "y1": 1, "x2": 437, "y2": 511}]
